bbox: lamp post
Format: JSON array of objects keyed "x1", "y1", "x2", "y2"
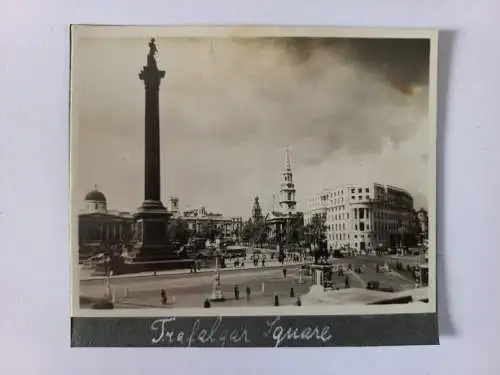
[
  {"x1": 210, "y1": 236, "x2": 225, "y2": 301},
  {"x1": 104, "y1": 255, "x2": 112, "y2": 298}
]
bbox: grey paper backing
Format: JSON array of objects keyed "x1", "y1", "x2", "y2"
[{"x1": 71, "y1": 313, "x2": 438, "y2": 347}]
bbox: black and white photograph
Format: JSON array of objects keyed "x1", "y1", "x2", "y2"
[{"x1": 70, "y1": 26, "x2": 437, "y2": 317}]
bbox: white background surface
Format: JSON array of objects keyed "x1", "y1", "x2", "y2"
[{"x1": 0, "y1": 0, "x2": 499, "y2": 374}]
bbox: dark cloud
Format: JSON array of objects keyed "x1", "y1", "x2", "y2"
[{"x1": 74, "y1": 35, "x2": 431, "y2": 215}]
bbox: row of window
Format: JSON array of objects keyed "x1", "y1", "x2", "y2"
[
  {"x1": 330, "y1": 242, "x2": 373, "y2": 249},
  {"x1": 328, "y1": 232, "x2": 372, "y2": 241}
]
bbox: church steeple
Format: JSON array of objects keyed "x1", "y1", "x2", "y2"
[
  {"x1": 285, "y1": 146, "x2": 291, "y2": 171},
  {"x1": 279, "y1": 146, "x2": 296, "y2": 214}
]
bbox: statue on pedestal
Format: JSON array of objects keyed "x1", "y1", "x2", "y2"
[{"x1": 147, "y1": 38, "x2": 158, "y2": 68}]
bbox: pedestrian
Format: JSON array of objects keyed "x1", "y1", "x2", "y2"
[
  {"x1": 246, "y1": 286, "x2": 251, "y2": 301},
  {"x1": 203, "y1": 298, "x2": 211, "y2": 308},
  {"x1": 296, "y1": 296, "x2": 302, "y2": 306},
  {"x1": 290, "y1": 287, "x2": 295, "y2": 298},
  {"x1": 160, "y1": 289, "x2": 167, "y2": 305},
  {"x1": 283, "y1": 267, "x2": 287, "y2": 278},
  {"x1": 234, "y1": 284, "x2": 240, "y2": 300},
  {"x1": 262, "y1": 258, "x2": 265, "y2": 268},
  {"x1": 345, "y1": 275, "x2": 350, "y2": 289},
  {"x1": 274, "y1": 294, "x2": 279, "y2": 306}
]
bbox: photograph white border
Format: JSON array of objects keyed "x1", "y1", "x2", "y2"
[{"x1": 69, "y1": 25, "x2": 438, "y2": 318}]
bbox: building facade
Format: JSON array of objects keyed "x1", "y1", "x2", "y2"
[
  {"x1": 416, "y1": 208, "x2": 429, "y2": 240},
  {"x1": 178, "y1": 205, "x2": 243, "y2": 239},
  {"x1": 306, "y1": 183, "x2": 418, "y2": 252},
  {"x1": 304, "y1": 189, "x2": 330, "y2": 225},
  {"x1": 78, "y1": 187, "x2": 135, "y2": 261}
]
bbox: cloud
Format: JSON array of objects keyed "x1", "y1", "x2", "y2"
[{"x1": 73, "y1": 36, "x2": 431, "y2": 217}]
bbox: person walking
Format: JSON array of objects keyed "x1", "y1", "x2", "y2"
[
  {"x1": 283, "y1": 267, "x2": 287, "y2": 278},
  {"x1": 345, "y1": 275, "x2": 350, "y2": 289},
  {"x1": 160, "y1": 289, "x2": 167, "y2": 305},
  {"x1": 234, "y1": 284, "x2": 240, "y2": 300},
  {"x1": 246, "y1": 286, "x2": 251, "y2": 301}
]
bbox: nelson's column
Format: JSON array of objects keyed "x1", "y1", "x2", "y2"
[{"x1": 127, "y1": 38, "x2": 192, "y2": 271}]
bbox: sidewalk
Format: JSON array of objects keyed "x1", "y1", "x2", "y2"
[{"x1": 80, "y1": 259, "x2": 302, "y2": 281}]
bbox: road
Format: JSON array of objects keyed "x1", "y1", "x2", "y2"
[{"x1": 80, "y1": 255, "x2": 421, "y2": 309}]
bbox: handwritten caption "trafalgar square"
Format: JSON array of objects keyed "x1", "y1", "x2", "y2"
[{"x1": 150, "y1": 317, "x2": 332, "y2": 347}]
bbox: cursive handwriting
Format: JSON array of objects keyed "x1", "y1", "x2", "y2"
[
  {"x1": 264, "y1": 317, "x2": 332, "y2": 348},
  {"x1": 151, "y1": 317, "x2": 250, "y2": 347}
]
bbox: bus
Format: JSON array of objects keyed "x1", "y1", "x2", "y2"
[{"x1": 224, "y1": 246, "x2": 247, "y2": 258}]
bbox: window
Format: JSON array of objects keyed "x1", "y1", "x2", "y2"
[
  {"x1": 358, "y1": 188, "x2": 362, "y2": 193},
  {"x1": 366, "y1": 224, "x2": 370, "y2": 230},
  {"x1": 359, "y1": 208, "x2": 364, "y2": 219},
  {"x1": 359, "y1": 222, "x2": 365, "y2": 231},
  {"x1": 351, "y1": 196, "x2": 355, "y2": 200},
  {"x1": 366, "y1": 188, "x2": 369, "y2": 192},
  {"x1": 347, "y1": 213, "x2": 349, "y2": 219},
  {"x1": 351, "y1": 189, "x2": 355, "y2": 193},
  {"x1": 366, "y1": 195, "x2": 370, "y2": 200},
  {"x1": 355, "y1": 225, "x2": 358, "y2": 230},
  {"x1": 358, "y1": 196, "x2": 362, "y2": 200}
]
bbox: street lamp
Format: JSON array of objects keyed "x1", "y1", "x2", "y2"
[
  {"x1": 210, "y1": 236, "x2": 225, "y2": 301},
  {"x1": 104, "y1": 254, "x2": 112, "y2": 299}
]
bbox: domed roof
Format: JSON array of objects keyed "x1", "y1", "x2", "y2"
[{"x1": 85, "y1": 186, "x2": 106, "y2": 202}]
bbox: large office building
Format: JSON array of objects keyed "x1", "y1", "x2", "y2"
[{"x1": 305, "y1": 183, "x2": 418, "y2": 252}]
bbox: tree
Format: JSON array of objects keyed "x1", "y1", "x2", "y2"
[
  {"x1": 241, "y1": 220, "x2": 256, "y2": 244},
  {"x1": 167, "y1": 218, "x2": 191, "y2": 245},
  {"x1": 304, "y1": 213, "x2": 327, "y2": 263},
  {"x1": 198, "y1": 221, "x2": 221, "y2": 241},
  {"x1": 254, "y1": 220, "x2": 268, "y2": 246},
  {"x1": 284, "y1": 216, "x2": 305, "y2": 245}
]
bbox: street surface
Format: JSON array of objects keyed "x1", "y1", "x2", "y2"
[{"x1": 80, "y1": 255, "x2": 422, "y2": 309}]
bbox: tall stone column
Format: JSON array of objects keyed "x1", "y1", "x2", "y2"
[
  {"x1": 132, "y1": 39, "x2": 173, "y2": 263},
  {"x1": 139, "y1": 39, "x2": 166, "y2": 210}
]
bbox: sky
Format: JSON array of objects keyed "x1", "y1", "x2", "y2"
[{"x1": 72, "y1": 36, "x2": 432, "y2": 218}]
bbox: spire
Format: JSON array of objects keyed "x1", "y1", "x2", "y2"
[
  {"x1": 279, "y1": 146, "x2": 296, "y2": 213},
  {"x1": 285, "y1": 146, "x2": 291, "y2": 171}
]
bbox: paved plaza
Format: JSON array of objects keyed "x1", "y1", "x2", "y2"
[{"x1": 79, "y1": 255, "x2": 421, "y2": 309}]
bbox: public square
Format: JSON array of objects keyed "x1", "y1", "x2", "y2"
[{"x1": 79, "y1": 255, "x2": 421, "y2": 309}]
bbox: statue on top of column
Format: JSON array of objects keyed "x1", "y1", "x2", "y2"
[{"x1": 147, "y1": 38, "x2": 158, "y2": 68}]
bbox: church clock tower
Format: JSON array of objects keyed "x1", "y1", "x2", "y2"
[{"x1": 279, "y1": 147, "x2": 297, "y2": 214}]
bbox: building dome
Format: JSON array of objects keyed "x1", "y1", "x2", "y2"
[
  {"x1": 85, "y1": 187, "x2": 106, "y2": 202},
  {"x1": 84, "y1": 186, "x2": 108, "y2": 214}
]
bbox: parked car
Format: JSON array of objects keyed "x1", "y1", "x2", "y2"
[{"x1": 366, "y1": 281, "x2": 380, "y2": 290}]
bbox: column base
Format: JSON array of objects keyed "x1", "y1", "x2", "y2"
[{"x1": 139, "y1": 200, "x2": 167, "y2": 212}]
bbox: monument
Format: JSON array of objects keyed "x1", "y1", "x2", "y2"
[{"x1": 125, "y1": 39, "x2": 192, "y2": 271}]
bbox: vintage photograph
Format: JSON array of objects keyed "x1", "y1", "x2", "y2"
[{"x1": 70, "y1": 26, "x2": 437, "y2": 317}]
